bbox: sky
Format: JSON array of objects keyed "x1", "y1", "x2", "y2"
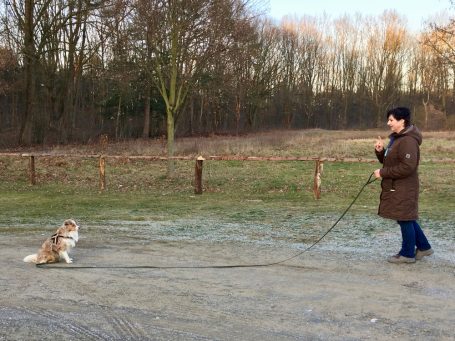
[{"x1": 267, "y1": 0, "x2": 452, "y2": 32}]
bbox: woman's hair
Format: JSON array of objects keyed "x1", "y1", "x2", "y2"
[{"x1": 387, "y1": 107, "x2": 411, "y2": 127}]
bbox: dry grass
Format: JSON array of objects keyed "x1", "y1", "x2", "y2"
[{"x1": 6, "y1": 129, "x2": 453, "y2": 160}]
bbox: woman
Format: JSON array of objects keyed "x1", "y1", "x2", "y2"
[{"x1": 374, "y1": 107, "x2": 433, "y2": 263}]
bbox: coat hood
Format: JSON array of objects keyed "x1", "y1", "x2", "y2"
[{"x1": 390, "y1": 125, "x2": 422, "y2": 146}]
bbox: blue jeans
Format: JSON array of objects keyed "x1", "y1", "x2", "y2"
[{"x1": 397, "y1": 220, "x2": 432, "y2": 258}]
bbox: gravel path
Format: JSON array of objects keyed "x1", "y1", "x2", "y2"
[{"x1": 1, "y1": 217, "x2": 454, "y2": 340}]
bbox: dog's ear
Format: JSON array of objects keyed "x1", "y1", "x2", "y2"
[{"x1": 64, "y1": 219, "x2": 74, "y2": 226}]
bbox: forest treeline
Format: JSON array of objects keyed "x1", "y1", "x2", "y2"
[{"x1": 1, "y1": 0, "x2": 455, "y2": 149}]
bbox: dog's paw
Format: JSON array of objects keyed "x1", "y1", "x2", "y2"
[{"x1": 66, "y1": 259, "x2": 73, "y2": 264}]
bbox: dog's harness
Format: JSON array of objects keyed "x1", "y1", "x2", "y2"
[{"x1": 50, "y1": 234, "x2": 74, "y2": 245}]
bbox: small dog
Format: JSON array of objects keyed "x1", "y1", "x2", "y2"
[{"x1": 23, "y1": 219, "x2": 79, "y2": 264}]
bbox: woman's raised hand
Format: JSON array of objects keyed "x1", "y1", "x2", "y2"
[{"x1": 375, "y1": 136, "x2": 384, "y2": 152}]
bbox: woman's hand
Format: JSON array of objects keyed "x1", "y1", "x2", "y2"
[
  {"x1": 374, "y1": 169, "x2": 382, "y2": 179},
  {"x1": 375, "y1": 136, "x2": 384, "y2": 152}
]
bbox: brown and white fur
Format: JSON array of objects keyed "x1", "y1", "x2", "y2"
[{"x1": 23, "y1": 219, "x2": 79, "y2": 264}]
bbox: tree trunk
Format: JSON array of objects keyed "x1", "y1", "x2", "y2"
[
  {"x1": 142, "y1": 89, "x2": 151, "y2": 138},
  {"x1": 423, "y1": 96, "x2": 429, "y2": 130},
  {"x1": 166, "y1": 107, "x2": 175, "y2": 176},
  {"x1": 19, "y1": 0, "x2": 36, "y2": 145},
  {"x1": 115, "y1": 96, "x2": 122, "y2": 140}
]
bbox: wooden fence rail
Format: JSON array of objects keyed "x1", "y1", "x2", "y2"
[{"x1": 1, "y1": 152, "x2": 454, "y2": 199}]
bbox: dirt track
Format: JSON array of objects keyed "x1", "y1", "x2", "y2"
[{"x1": 1, "y1": 224, "x2": 455, "y2": 341}]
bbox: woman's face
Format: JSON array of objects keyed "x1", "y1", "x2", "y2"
[{"x1": 387, "y1": 115, "x2": 405, "y2": 133}]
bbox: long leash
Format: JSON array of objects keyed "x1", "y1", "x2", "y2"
[{"x1": 37, "y1": 173, "x2": 377, "y2": 270}]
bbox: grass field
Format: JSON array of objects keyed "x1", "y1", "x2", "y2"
[{"x1": 0, "y1": 129, "x2": 454, "y2": 225}]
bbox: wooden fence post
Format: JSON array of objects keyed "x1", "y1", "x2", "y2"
[
  {"x1": 99, "y1": 156, "x2": 106, "y2": 191},
  {"x1": 29, "y1": 155, "x2": 36, "y2": 185},
  {"x1": 194, "y1": 156, "x2": 205, "y2": 194},
  {"x1": 313, "y1": 159, "x2": 323, "y2": 199}
]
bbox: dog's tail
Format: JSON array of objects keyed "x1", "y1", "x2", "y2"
[{"x1": 23, "y1": 254, "x2": 38, "y2": 263}]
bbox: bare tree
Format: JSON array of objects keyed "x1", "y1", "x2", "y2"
[
  {"x1": 295, "y1": 16, "x2": 325, "y2": 128},
  {"x1": 10, "y1": 0, "x2": 37, "y2": 144},
  {"x1": 5, "y1": 0, "x2": 102, "y2": 143},
  {"x1": 364, "y1": 11, "x2": 408, "y2": 127},
  {"x1": 0, "y1": 47, "x2": 20, "y2": 130},
  {"x1": 240, "y1": 19, "x2": 280, "y2": 130},
  {"x1": 133, "y1": 0, "x2": 251, "y2": 175},
  {"x1": 422, "y1": 18, "x2": 455, "y2": 65},
  {"x1": 2, "y1": 0, "x2": 454, "y2": 146},
  {"x1": 333, "y1": 15, "x2": 362, "y2": 128}
]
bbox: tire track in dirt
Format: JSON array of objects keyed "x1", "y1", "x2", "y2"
[
  {"x1": 62, "y1": 272, "x2": 151, "y2": 340},
  {"x1": 57, "y1": 273, "x2": 218, "y2": 340},
  {"x1": 59, "y1": 320, "x2": 111, "y2": 340},
  {"x1": 105, "y1": 314, "x2": 150, "y2": 340},
  {"x1": 6, "y1": 306, "x2": 111, "y2": 340}
]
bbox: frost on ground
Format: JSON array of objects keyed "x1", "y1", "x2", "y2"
[{"x1": 1, "y1": 214, "x2": 454, "y2": 340}]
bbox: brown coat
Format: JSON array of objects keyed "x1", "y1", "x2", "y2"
[{"x1": 375, "y1": 125, "x2": 422, "y2": 221}]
